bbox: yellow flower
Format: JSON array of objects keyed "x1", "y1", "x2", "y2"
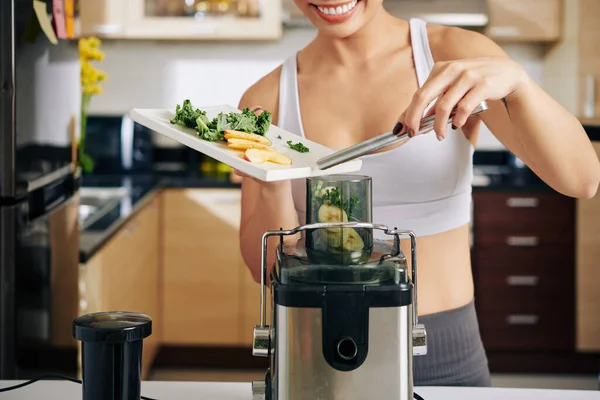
[
  {"x1": 79, "y1": 36, "x2": 105, "y2": 62},
  {"x1": 83, "y1": 84, "x2": 103, "y2": 95},
  {"x1": 79, "y1": 36, "x2": 106, "y2": 97}
]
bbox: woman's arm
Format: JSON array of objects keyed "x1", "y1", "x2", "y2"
[
  {"x1": 237, "y1": 70, "x2": 300, "y2": 283},
  {"x1": 401, "y1": 27, "x2": 600, "y2": 199}
]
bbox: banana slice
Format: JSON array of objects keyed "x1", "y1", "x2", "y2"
[
  {"x1": 326, "y1": 230, "x2": 343, "y2": 249},
  {"x1": 341, "y1": 228, "x2": 364, "y2": 252},
  {"x1": 227, "y1": 138, "x2": 271, "y2": 150},
  {"x1": 325, "y1": 228, "x2": 364, "y2": 253},
  {"x1": 319, "y1": 186, "x2": 338, "y2": 197},
  {"x1": 317, "y1": 204, "x2": 348, "y2": 224}
]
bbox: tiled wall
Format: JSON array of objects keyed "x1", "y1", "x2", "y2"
[{"x1": 89, "y1": 29, "x2": 550, "y2": 150}]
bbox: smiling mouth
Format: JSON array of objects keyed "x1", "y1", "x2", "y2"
[{"x1": 309, "y1": 0, "x2": 359, "y2": 17}]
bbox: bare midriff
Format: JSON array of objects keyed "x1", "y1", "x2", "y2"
[{"x1": 395, "y1": 223, "x2": 474, "y2": 316}]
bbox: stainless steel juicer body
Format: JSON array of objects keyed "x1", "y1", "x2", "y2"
[{"x1": 251, "y1": 222, "x2": 427, "y2": 400}]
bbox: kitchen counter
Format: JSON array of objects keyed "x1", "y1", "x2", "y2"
[
  {"x1": 78, "y1": 173, "x2": 240, "y2": 263},
  {"x1": 77, "y1": 162, "x2": 556, "y2": 263},
  {"x1": 1, "y1": 381, "x2": 600, "y2": 400}
]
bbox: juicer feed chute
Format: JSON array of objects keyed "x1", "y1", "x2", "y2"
[{"x1": 251, "y1": 175, "x2": 427, "y2": 400}]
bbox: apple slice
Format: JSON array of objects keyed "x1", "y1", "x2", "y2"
[
  {"x1": 224, "y1": 130, "x2": 272, "y2": 146},
  {"x1": 244, "y1": 148, "x2": 292, "y2": 165}
]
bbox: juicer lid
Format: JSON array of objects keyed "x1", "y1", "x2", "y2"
[
  {"x1": 276, "y1": 238, "x2": 409, "y2": 286},
  {"x1": 73, "y1": 311, "x2": 152, "y2": 344}
]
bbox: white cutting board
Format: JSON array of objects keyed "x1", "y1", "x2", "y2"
[{"x1": 129, "y1": 105, "x2": 363, "y2": 182}]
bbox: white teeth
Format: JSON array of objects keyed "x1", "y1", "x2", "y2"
[{"x1": 317, "y1": 0, "x2": 357, "y2": 16}]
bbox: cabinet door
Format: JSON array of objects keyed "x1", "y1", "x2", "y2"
[
  {"x1": 79, "y1": 0, "x2": 126, "y2": 37},
  {"x1": 79, "y1": 198, "x2": 160, "y2": 379},
  {"x1": 578, "y1": 0, "x2": 600, "y2": 122},
  {"x1": 80, "y1": 0, "x2": 282, "y2": 40},
  {"x1": 485, "y1": 0, "x2": 562, "y2": 42},
  {"x1": 576, "y1": 143, "x2": 600, "y2": 351},
  {"x1": 162, "y1": 189, "x2": 242, "y2": 346},
  {"x1": 472, "y1": 192, "x2": 576, "y2": 351}
]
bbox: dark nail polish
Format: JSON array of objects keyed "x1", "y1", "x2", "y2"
[
  {"x1": 393, "y1": 122, "x2": 404, "y2": 135},
  {"x1": 407, "y1": 129, "x2": 415, "y2": 137},
  {"x1": 452, "y1": 124, "x2": 457, "y2": 130}
]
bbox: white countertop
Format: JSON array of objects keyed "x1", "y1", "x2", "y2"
[{"x1": 1, "y1": 381, "x2": 600, "y2": 399}]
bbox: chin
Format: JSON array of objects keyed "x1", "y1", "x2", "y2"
[{"x1": 295, "y1": 0, "x2": 378, "y2": 38}]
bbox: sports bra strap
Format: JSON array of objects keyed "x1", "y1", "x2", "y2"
[{"x1": 409, "y1": 18, "x2": 436, "y2": 88}]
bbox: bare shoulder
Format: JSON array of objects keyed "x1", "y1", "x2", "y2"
[
  {"x1": 425, "y1": 24, "x2": 509, "y2": 62},
  {"x1": 238, "y1": 65, "x2": 283, "y2": 124}
]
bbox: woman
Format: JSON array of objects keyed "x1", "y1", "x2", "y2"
[{"x1": 235, "y1": 0, "x2": 600, "y2": 387}]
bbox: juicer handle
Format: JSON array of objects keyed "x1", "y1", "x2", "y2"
[{"x1": 257, "y1": 223, "x2": 419, "y2": 329}]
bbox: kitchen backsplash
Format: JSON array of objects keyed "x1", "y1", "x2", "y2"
[{"x1": 88, "y1": 28, "x2": 548, "y2": 150}]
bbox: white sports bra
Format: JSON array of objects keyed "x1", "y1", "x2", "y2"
[{"x1": 277, "y1": 18, "x2": 474, "y2": 239}]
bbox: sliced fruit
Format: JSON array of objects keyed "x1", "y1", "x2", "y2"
[
  {"x1": 326, "y1": 229, "x2": 343, "y2": 249},
  {"x1": 318, "y1": 204, "x2": 348, "y2": 224},
  {"x1": 224, "y1": 130, "x2": 272, "y2": 146},
  {"x1": 319, "y1": 186, "x2": 338, "y2": 197},
  {"x1": 341, "y1": 228, "x2": 364, "y2": 252},
  {"x1": 244, "y1": 148, "x2": 292, "y2": 165},
  {"x1": 227, "y1": 138, "x2": 271, "y2": 151},
  {"x1": 325, "y1": 228, "x2": 364, "y2": 253}
]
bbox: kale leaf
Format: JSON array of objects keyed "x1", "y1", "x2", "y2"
[
  {"x1": 320, "y1": 186, "x2": 360, "y2": 218},
  {"x1": 170, "y1": 99, "x2": 206, "y2": 129},
  {"x1": 169, "y1": 100, "x2": 274, "y2": 142},
  {"x1": 287, "y1": 140, "x2": 309, "y2": 153},
  {"x1": 255, "y1": 110, "x2": 273, "y2": 136}
]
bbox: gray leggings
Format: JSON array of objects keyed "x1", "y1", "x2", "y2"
[{"x1": 414, "y1": 299, "x2": 492, "y2": 387}]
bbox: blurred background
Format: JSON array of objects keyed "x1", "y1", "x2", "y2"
[{"x1": 1, "y1": 0, "x2": 600, "y2": 391}]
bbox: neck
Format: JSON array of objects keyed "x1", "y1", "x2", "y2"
[{"x1": 311, "y1": 11, "x2": 406, "y2": 65}]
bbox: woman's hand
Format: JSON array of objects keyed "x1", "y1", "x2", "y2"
[{"x1": 398, "y1": 56, "x2": 527, "y2": 140}]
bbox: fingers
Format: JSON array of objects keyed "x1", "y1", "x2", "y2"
[
  {"x1": 452, "y1": 84, "x2": 487, "y2": 129},
  {"x1": 233, "y1": 169, "x2": 250, "y2": 178},
  {"x1": 393, "y1": 113, "x2": 408, "y2": 136},
  {"x1": 403, "y1": 62, "x2": 460, "y2": 135},
  {"x1": 432, "y1": 71, "x2": 477, "y2": 139},
  {"x1": 249, "y1": 105, "x2": 264, "y2": 116}
]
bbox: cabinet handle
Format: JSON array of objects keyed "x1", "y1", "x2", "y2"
[
  {"x1": 489, "y1": 26, "x2": 521, "y2": 37},
  {"x1": 214, "y1": 196, "x2": 240, "y2": 204},
  {"x1": 506, "y1": 275, "x2": 539, "y2": 286},
  {"x1": 506, "y1": 315, "x2": 539, "y2": 326},
  {"x1": 584, "y1": 74, "x2": 595, "y2": 119},
  {"x1": 506, "y1": 197, "x2": 539, "y2": 208},
  {"x1": 507, "y1": 236, "x2": 539, "y2": 247}
]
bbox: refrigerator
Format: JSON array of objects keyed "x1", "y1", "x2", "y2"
[{"x1": 1, "y1": 0, "x2": 82, "y2": 379}]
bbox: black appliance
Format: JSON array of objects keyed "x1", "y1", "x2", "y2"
[
  {"x1": 1, "y1": 0, "x2": 81, "y2": 379},
  {"x1": 84, "y1": 115, "x2": 154, "y2": 174}
]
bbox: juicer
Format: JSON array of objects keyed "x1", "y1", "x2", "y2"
[{"x1": 251, "y1": 175, "x2": 427, "y2": 400}]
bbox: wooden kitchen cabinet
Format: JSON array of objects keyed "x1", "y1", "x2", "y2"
[
  {"x1": 79, "y1": 0, "x2": 282, "y2": 40},
  {"x1": 544, "y1": 0, "x2": 600, "y2": 122},
  {"x1": 485, "y1": 0, "x2": 563, "y2": 42},
  {"x1": 576, "y1": 142, "x2": 600, "y2": 352},
  {"x1": 472, "y1": 191, "x2": 576, "y2": 351},
  {"x1": 577, "y1": 0, "x2": 600, "y2": 122},
  {"x1": 79, "y1": 197, "x2": 160, "y2": 379},
  {"x1": 161, "y1": 188, "x2": 245, "y2": 346}
]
